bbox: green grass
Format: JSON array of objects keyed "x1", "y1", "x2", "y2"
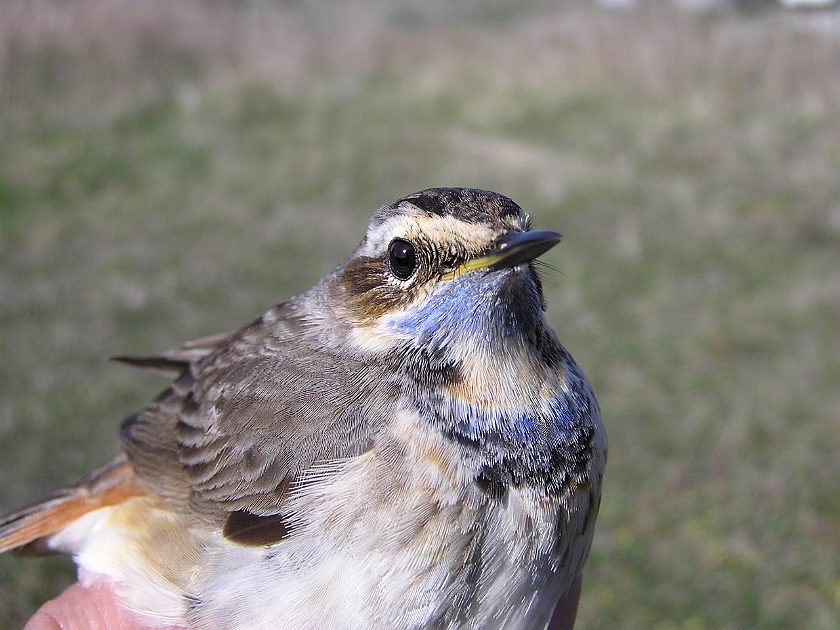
[{"x1": 1, "y1": 1, "x2": 839, "y2": 628}]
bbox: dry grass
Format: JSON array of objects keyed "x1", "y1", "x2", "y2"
[{"x1": 1, "y1": 1, "x2": 839, "y2": 628}]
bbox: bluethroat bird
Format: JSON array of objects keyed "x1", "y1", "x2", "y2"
[{"x1": 0, "y1": 188, "x2": 606, "y2": 630}]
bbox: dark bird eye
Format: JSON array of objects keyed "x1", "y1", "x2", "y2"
[{"x1": 388, "y1": 239, "x2": 417, "y2": 280}]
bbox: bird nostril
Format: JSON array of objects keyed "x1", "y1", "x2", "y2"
[{"x1": 494, "y1": 231, "x2": 525, "y2": 252}]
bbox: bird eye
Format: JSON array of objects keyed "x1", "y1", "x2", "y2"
[{"x1": 388, "y1": 239, "x2": 417, "y2": 280}]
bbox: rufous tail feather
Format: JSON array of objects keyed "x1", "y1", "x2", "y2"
[{"x1": 0, "y1": 455, "x2": 147, "y2": 554}]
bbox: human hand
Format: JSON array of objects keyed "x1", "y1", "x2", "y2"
[{"x1": 24, "y1": 581, "x2": 179, "y2": 630}]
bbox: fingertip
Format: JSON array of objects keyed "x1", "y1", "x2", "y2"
[
  {"x1": 24, "y1": 581, "x2": 142, "y2": 630},
  {"x1": 23, "y1": 610, "x2": 62, "y2": 630}
]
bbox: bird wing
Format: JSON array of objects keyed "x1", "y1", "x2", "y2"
[
  {"x1": 120, "y1": 299, "x2": 391, "y2": 542},
  {"x1": 0, "y1": 299, "x2": 391, "y2": 553}
]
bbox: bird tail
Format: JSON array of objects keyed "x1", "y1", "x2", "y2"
[{"x1": 0, "y1": 455, "x2": 147, "y2": 554}]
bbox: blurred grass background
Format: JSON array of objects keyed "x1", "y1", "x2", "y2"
[{"x1": 1, "y1": 0, "x2": 839, "y2": 628}]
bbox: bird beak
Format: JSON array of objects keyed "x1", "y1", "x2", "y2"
[{"x1": 441, "y1": 230, "x2": 563, "y2": 280}]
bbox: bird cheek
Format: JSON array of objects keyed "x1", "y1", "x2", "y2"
[{"x1": 339, "y1": 258, "x2": 402, "y2": 324}]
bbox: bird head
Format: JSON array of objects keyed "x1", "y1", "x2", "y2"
[
  {"x1": 334, "y1": 188, "x2": 563, "y2": 395},
  {"x1": 337, "y1": 188, "x2": 560, "y2": 342}
]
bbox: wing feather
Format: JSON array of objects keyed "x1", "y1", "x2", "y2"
[
  {"x1": 120, "y1": 299, "x2": 393, "y2": 527},
  {"x1": 112, "y1": 331, "x2": 234, "y2": 376}
]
